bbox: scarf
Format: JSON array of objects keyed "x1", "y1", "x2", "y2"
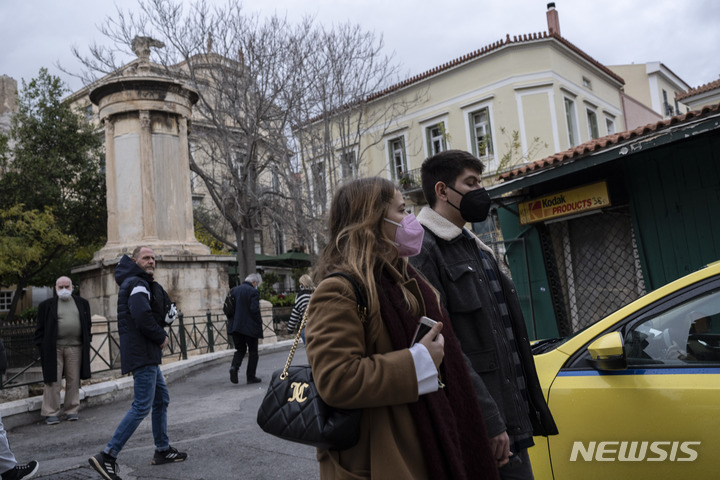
[{"x1": 377, "y1": 265, "x2": 500, "y2": 480}]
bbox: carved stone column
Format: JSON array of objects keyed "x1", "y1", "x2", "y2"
[
  {"x1": 104, "y1": 118, "x2": 119, "y2": 245},
  {"x1": 138, "y1": 110, "x2": 158, "y2": 241}
]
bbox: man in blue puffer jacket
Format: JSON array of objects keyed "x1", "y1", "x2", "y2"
[{"x1": 89, "y1": 246, "x2": 187, "y2": 480}]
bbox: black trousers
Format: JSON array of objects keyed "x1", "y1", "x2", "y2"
[{"x1": 230, "y1": 333, "x2": 259, "y2": 379}]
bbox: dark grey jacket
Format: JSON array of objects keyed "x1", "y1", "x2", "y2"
[
  {"x1": 228, "y1": 281, "x2": 263, "y2": 338},
  {"x1": 115, "y1": 255, "x2": 168, "y2": 374},
  {"x1": 410, "y1": 207, "x2": 558, "y2": 438}
]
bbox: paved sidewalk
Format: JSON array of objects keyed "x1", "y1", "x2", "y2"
[{"x1": 3, "y1": 342, "x2": 320, "y2": 479}]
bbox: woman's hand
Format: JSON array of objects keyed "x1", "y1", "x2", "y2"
[{"x1": 419, "y1": 321, "x2": 444, "y2": 369}]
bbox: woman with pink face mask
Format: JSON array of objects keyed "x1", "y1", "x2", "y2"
[{"x1": 305, "y1": 177, "x2": 499, "y2": 480}]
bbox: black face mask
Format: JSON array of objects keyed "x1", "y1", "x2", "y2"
[{"x1": 447, "y1": 185, "x2": 491, "y2": 222}]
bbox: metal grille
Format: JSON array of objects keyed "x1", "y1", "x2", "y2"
[
  {"x1": 545, "y1": 208, "x2": 646, "y2": 333},
  {"x1": 475, "y1": 214, "x2": 511, "y2": 278}
]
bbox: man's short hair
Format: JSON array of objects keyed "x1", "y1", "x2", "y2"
[
  {"x1": 245, "y1": 273, "x2": 262, "y2": 285},
  {"x1": 131, "y1": 245, "x2": 151, "y2": 259},
  {"x1": 420, "y1": 150, "x2": 485, "y2": 207}
]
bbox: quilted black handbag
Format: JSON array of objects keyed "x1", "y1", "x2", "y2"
[{"x1": 256, "y1": 272, "x2": 367, "y2": 450}]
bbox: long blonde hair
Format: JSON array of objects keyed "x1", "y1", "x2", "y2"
[
  {"x1": 299, "y1": 274, "x2": 315, "y2": 290},
  {"x1": 314, "y1": 177, "x2": 422, "y2": 324}
]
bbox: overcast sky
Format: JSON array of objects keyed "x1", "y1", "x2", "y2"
[{"x1": 1, "y1": 0, "x2": 719, "y2": 94}]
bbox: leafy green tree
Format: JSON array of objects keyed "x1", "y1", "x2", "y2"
[
  {"x1": 0, "y1": 206, "x2": 75, "y2": 322},
  {"x1": 0, "y1": 69, "x2": 106, "y2": 322}
]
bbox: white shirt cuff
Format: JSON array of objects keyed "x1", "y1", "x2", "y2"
[{"x1": 410, "y1": 343, "x2": 439, "y2": 396}]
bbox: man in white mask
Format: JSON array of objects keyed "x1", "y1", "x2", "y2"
[{"x1": 35, "y1": 276, "x2": 93, "y2": 425}]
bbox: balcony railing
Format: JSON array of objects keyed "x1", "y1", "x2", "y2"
[{"x1": 398, "y1": 168, "x2": 422, "y2": 192}]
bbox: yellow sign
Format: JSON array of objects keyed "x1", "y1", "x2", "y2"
[{"x1": 518, "y1": 181, "x2": 610, "y2": 225}]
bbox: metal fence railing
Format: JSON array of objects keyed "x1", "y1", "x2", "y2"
[{"x1": 1, "y1": 308, "x2": 292, "y2": 391}]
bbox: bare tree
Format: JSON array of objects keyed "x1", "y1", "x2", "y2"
[
  {"x1": 68, "y1": 0, "x2": 424, "y2": 276},
  {"x1": 288, "y1": 24, "x2": 428, "y2": 252}
]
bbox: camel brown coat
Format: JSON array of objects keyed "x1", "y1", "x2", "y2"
[{"x1": 305, "y1": 275, "x2": 428, "y2": 480}]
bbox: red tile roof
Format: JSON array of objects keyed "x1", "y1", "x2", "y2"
[
  {"x1": 365, "y1": 32, "x2": 624, "y2": 103},
  {"x1": 676, "y1": 78, "x2": 720, "y2": 101},
  {"x1": 497, "y1": 102, "x2": 720, "y2": 182}
]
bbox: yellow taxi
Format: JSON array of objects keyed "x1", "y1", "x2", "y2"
[{"x1": 528, "y1": 261, "x2": 720, "y2": 479}]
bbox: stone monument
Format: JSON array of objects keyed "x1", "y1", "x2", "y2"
[{"x1": 73, "y1": 37, "x2": 234, "y2": 322}]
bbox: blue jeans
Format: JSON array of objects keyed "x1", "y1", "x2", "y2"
[
  {"x1": 105, "y1": 365, "x2": 169, "y2": 457},
  {"x1": 0, "y1": 412, "x2": 17, "y2": 474}
]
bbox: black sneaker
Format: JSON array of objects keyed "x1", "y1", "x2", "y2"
[
  {"x1": 229, "y1": 368, "x2": 238, "y2": 384},
  {"x1": 247, "y1": 376, "x2": 262, "y2": 384},
  {"x1": 45, "y1": 416, "x2": 60, "y2": 425},
  {"x1": 152, "y1": 446, "x2": 187, "y2": 465},
  {"x1": 88, "y1": 452, "x2": 121, "y2": 480},
  {"x1": 1, "y1": 461, "x2": 39, "y2": 480}
]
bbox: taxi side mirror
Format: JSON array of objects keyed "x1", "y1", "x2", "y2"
[{"x1": 588, "y1": 332, "x2": 627, "y2": 371}]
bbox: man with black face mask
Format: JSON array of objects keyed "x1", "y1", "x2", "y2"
[{"x1": 409, "y1": 150, "x2": 557, "y2": 480}]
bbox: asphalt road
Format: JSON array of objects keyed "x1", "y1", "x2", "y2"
[{"x1": 6, "y1": 347, "x2": 319, "y2": 480}]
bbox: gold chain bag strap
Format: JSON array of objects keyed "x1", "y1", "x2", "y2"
[{"x1": 256, "y1": 272, "x2": 367, "y2": 450}]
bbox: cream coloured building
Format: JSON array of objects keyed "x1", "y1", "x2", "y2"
[
  {"x1": 676, "y1": 78, "x2": 720, "y2": 112},
  {"x1": 607, "y1": 61, "x2": 690, "y2": 125},
  {"x1": 297, "y1": 4, "x2": 691, "y2": 223}
]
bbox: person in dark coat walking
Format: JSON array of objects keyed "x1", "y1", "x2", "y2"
[
  {"x1": 227, "y1": 273, "x2": 263, "y2": 384},
  {"x1": 88, "y1": 246, "x2": 186, "y2": 480},
  {"x1": 35, "y1": 276, "x2": 92, "y2": 425}
]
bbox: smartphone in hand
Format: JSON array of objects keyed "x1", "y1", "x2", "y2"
[{"x1": 412, "y1": 316, "x2": 438, "y2": 345}]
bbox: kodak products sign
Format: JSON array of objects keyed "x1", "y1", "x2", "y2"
[{"x1": 518, "y1": 181, "x2": 610, "y2": 225}]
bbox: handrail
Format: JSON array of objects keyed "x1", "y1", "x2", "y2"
[{"x1": 1, "y1": 312, "x2": 233, "y2": 390}]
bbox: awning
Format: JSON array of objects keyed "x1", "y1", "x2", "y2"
[
  {"x1": 488, "y1": 105, "x2": 720, "y2": 198},
  {"x1": 227, "y1": 252, "x2": 312, "y2": 274},
  {"x1": 255, "y1": 251, "x2": 311, "y2": 269}
]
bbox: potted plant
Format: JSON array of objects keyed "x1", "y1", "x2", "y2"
[{"x1": 399, "y1": 174, "x2": 417, "y2": 190}]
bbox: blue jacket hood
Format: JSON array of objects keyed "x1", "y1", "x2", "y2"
[{"x1": 115, "y1": 254, "x2": 153, "y2": 286}]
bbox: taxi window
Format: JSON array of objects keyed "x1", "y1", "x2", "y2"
[{"x1": 624, "y1": 287, "x2": 720, "y2": 366}]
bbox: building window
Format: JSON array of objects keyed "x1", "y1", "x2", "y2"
[
  {"x1": 339, "y1": 150, "x2": 356, "y2": 179},
  {"x1": 311, "y1": 160, "x2": 327, "y2": 209},
  {"x1": 274, "y1": 222, "x2": 285, "y2": 255},
  {"x1": 426, "y1": 122, "x2": 447, "y2": 155},
  {"x1": 582, "y1": 77, "x2": 592, "y2": 90},
  {"x1": 0, "y1": 291, "x2": 12, "y2": 312},
  {"x1": 388, "y1": 137, "x2": 407, "y2": 180},
  {"x1": 586, "y1": 109, "x2": 599, "y2": 139},
  {"x1": 271, "y1": 166, "x2": 281, "y2": 192},
  {"x1": 662, "y1": 89, "x2": 674, "y2": 116},
  {"x1": 605, "y1": 117, "x2": 616, "y2": 135},
  {"x1": 231, "y1": 150, "x2": 247, "y2": 181},
  {"x1": 564, "y1": 98, "x2": 578, "y2": 147},
  {"x1": 470, "y1": 108, "x2": 494, "y2": 158}
]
